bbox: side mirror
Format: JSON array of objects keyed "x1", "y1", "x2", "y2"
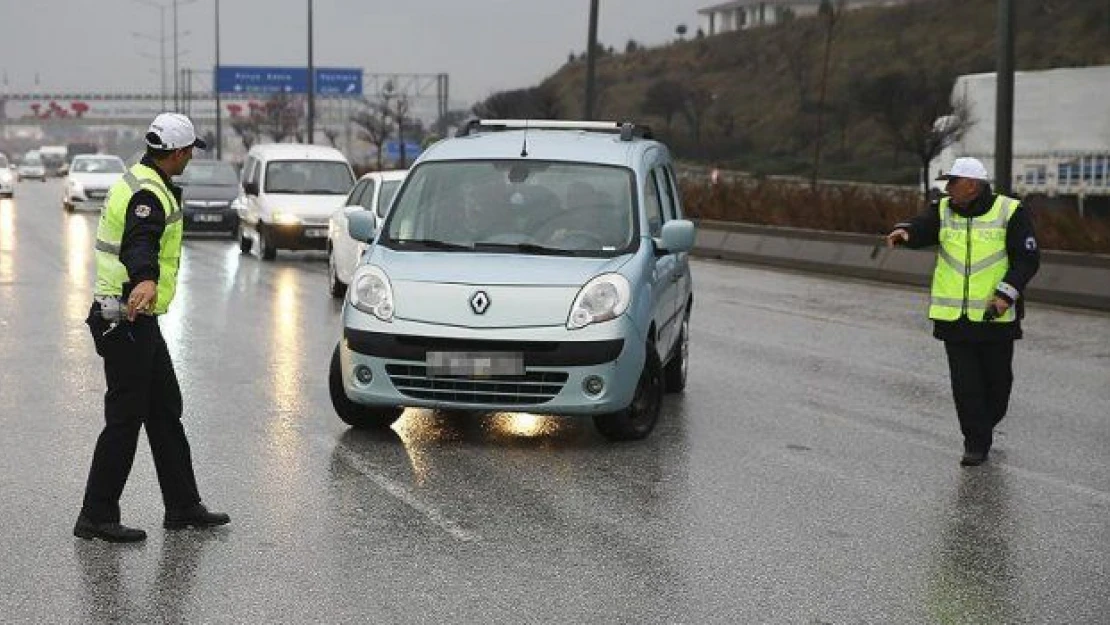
[
  {"x1": 347, "y1": 209, "x2": 378, "y2": 243},
  {"x1": 242, "y1": 181, "x2": 259, "y2": 195},
  {"x1": 657, "y1": 219, "x2": 696, "y2": 254}
]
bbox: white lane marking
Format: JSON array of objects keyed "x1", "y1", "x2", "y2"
[
  {"x1": 796, "y1": 402, "x2": 1110, "y2": 505},
  {"x1": 325, "y1": 435, "x2": 479, "y2": 543}
]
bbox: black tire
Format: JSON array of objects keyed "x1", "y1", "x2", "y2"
[
  {"x1": 327, "y1": 249, "x2": 346, "y2": 298},
  {"x1": 329, "y1": 343, "x2": 403, "y2": 429},
  {"x1": 239, "y1": 224, "x2": 253, "y2": 254},
  {"x1": 593, "y1": 343, "x2": 664, "y2": 441},
  {"x1": 63, "y1": 201, "x2": 74, "y2": 213},
  {"x1": 663, "y1": 313, "x2": 689, "y2": 393},
  {"x1": 260, "y1": 224, "x2": 277, "y2": 261}
]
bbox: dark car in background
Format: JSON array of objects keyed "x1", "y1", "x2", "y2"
[{"x1": 176, "y1": 159, "x2": 240, "y2": 236}]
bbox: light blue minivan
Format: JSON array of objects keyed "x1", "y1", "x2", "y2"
[{"x1": 329, "y1": 120, "x2": 695, "y2": 440}]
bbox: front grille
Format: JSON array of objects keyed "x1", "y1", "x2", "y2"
[
  {"x1": 86, "y1": 189, "x2": 109, "y2": 200},
  {"x1": 385, "y1": 364, "x2": 568, "y2": 405},
  {"x1": 346, "y1": 329, "x2": 623, "y2": 367}
]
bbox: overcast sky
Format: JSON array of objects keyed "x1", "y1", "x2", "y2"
[{"x1": 0, "y1": 0, "x2": 709, "y2": 108}]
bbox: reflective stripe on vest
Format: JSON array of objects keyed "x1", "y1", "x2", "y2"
[
  {"x1": 928, "y1": 195, "x2": 1018, "y2": 323},
  {"x1": 93, "y1": 163, "x2": 184, "y2": 315}
]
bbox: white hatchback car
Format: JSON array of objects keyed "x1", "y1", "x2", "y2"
[
  {"x1": 63, "y1": 154, "x2": 127, "y2": 211},
  {"x1": 327, "y1": 169, "x2": 407, "y2": 297},
  {"x1": 331, "y1": 119, "x2": 695, "y2": 441}
]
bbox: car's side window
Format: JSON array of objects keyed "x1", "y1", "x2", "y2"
[
  {"x1": 346, "y1": 180, "x2": 369, "y2": 207},
  {"x1": 661, "y1": 165, "x2": 683, "y2": 219},
  {"x1": 358, "y1": 180, "x2": 378, "y2": 211},
  {"x1": 245, "y1": 158, "x2": 261, "y2": 188},
  {"x1": 644, "y1": 170, "x2": 665, "y2": 238},
  {"x1": 655, "y1": 166, "x2": 677, "y2": 222}
]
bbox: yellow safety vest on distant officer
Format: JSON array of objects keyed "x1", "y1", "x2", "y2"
[
  {"x1": 929, "y1": 195, "x2": 1019, "y2": 323},
  {"x1": 93, "y1": 163, "x2": 183, "y2": 315}
]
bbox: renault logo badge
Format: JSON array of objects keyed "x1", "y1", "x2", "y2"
[{"x1": 469, "y1": 291, "x2": 490, "y2": 314}]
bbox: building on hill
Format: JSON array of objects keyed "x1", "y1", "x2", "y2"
[{"x1": 698, "y1": 0, "x2": 918, "y2": 35}]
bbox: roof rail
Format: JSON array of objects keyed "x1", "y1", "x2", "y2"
[{"x1": 456, "y1": 119, "x2": 653, "y2": 141}]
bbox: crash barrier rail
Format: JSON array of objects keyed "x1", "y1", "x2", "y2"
[{"x1": 692, "y1": 219, "x2": 1110, "y2": 312}]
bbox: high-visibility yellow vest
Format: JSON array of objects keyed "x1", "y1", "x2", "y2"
[
  {"x1": 928, "y1": 194, "x2": 1019, "y2": 323},
  {"x1": 93, "y1": 163, "x2": 183, "y2": 315}
]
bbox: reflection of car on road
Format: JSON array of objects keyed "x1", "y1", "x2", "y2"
[
  {"x1": 330, "y1": 119, "x2": 696, "y2": 441},
  {"x1": 63, "y1": 154, "x2": 126, "y2": 211},
  {"x1": 0, "y1": 154, "x2": 15, "y2": 197},
  {"x1": 17, "y1": 152, "x2": 46, "y2": 181},
  {"x1": 327, "y1": 169, "x2": 406, "y2": 297},
  {"x1": 176, "y1": 159, "x2": 241, "y2": 236},
  {"x1": 236, "y1": 144, "x2": 356, "y2": 261}
]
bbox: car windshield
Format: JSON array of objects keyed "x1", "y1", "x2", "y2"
[
  {"x1": 24, "y1": 155, "x2": 42, "y2": 165},
  {"x1": 378, "y1": 180, "x2": 401, "y2": 215},
  {"x1": 382, "y1": 160, "x2": 637, "y2": 257},
  {"x1": 177, "y1": 161, "x2": 238, "y2": 186},
  {"x1": 71, "y1": 157, "x2": 125, "y2": 173},
  {"x1": 264, "y1": 160, "x2": 353, "y2": 195}
]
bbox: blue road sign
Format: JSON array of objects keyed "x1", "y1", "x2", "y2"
[
  {"x1": 216, "y1": 66, "x2": 307, "y2": 95},
  {"x1": 216, "y1": 66, "x2": 362, "y2": 96},
  {"x1": 316, "y1": 68, "x2": 363, "y2": 96},
  {"x1": 384, "y1": 140, "x2": 423, "y2": 162}
]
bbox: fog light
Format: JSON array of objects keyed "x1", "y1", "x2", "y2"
[
  {"x1": 582, "y1": 375, "x2": 605, "y2": 396},
  {"x1": 354, "y1": 365, "x2": 373, "y2": 385}
]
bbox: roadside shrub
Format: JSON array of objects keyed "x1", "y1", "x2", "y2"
[{"x1": 681, "y1": 178, "x2": 1110, "y2": 254}]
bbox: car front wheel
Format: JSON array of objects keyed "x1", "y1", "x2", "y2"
[
  {"x1": 239, "y1": 224, "x2": 253, "y2": 254},
  {"x1": 328, "y1": 343, "x2": 403, "y2": 429},
  {"x1": 663, "y1": 314, "x2": 689, "y2": 393},
  {"x1": 593, "y1": 343, "x2": 664, "y2": 441},
  {"x1": 327, "y1": 248, "x2": 346, "y2": 298},
  {"x1": 259, "y1": 224, "x2": 277, "y2": 261}
]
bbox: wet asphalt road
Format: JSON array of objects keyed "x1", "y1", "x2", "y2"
[{"x1": 0, "y1": 179, "x2": 1107, "y2": 624}]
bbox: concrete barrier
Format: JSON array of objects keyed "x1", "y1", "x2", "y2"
[{"x1": 692, "y1": 220, "x2": 1110, "y2": 312}]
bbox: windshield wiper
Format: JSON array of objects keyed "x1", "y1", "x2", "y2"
[
  {"x1": 390, "y1": 238, "x2": 473, "y2": 250},
  {"x1": 472, "y1": 241, "x2": 566, "y2": 255}
]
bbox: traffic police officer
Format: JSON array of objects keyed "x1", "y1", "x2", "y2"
[
  {"x1": 886, "y1": 157, "x2": 1040, "y2": 466},
  {"x1": 75, "y1": 113, "x2": 229, "y2": 542}
]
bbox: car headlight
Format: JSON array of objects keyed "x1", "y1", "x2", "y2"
[
  {"x1": 272, "y1": 210, "x2": 301, "y2": 225},
  {"x1": 69, "y1": 179, "x2": 84, "y2": 193},
  {"x1": 349, "y1": 264, "x2": 394, "y2": 321},
  {"x1": 0, "y1": 171, "x2": 11, "y2": 184},
  {"x1": 567, "y1": 273, "x2": 631, "y2": 330}
]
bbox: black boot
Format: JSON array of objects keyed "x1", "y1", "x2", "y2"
[
  {"x1": 74, "y1": 515, "x2": 147, "y2": 542},
  {"x1": 164, "y1": 503, "x2": 231, "y2": 529}
]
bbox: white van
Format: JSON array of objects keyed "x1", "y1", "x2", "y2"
[{"x1": 236, "y1": 143, "x2": 356, "y2": 260}]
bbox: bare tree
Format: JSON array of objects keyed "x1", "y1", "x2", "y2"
[
  {"x1": 322, "y1": 127, "x2": 340, "y2": 148},
  {"x1": 256, "y1": 94, "x2": 304, "y2": 143},
  {"x1": 811, "y1": 0, "x2": 848, "y2": 186},
  {"x1": 350, "y1": 99, "x2": 390, "y2": 170},
  {"x1": 682, "y1": 87, "x2": 715, "y2": 144},
  {"x1": 641, "y1": 79, "x2": 688, "y2": 134},
  {"x1": 852, "y1": 69, "x2": 973, "y2": 197}
]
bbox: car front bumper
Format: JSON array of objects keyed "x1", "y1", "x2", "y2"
[{"x1": 337, "y1": 316, "x2": 646, "y2": 416}]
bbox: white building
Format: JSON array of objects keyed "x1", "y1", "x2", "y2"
[{"x1": 698, "y1": 0, "x2": 917, "y2": 35}]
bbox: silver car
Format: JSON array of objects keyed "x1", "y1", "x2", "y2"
[{"x1": 331, "y1": 120, "x2": 695, "y2": 440}]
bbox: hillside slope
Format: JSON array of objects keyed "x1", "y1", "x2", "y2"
[{"x1": 533, "y1": 0, "x2": 1110, "y2": 185}]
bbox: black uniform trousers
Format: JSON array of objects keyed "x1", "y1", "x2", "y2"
[
  {"x1": 943, "y1": 340, "x2": 1015, "y2": 453},
  {"x1": 82, "y1": 304, "x2": 201, "y2": 523}
]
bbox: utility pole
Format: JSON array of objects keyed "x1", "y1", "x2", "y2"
[
  {"x1": 132, "y1": 1, "x2": 168, "y2": 110},
  {"x1": 995, "y1": 0, "x2": 1014, "y2": 194},
  {"x1": 214, "y1": 0, "x2": 222, "y2": 158},
  {"x1": 173, "y1": 0, "x2": 179, "y2": 110},
  {"x1": 584, "y1": 0, "x2": 599, "y2": 120},
  {"x1": 307, "y1": 0, "x2": 315, "y2": 144}
]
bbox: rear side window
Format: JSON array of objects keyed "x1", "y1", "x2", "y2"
[
  {"x1": 644, "y1": 170, "x2": 665, "y2": 237},
  {"x1": 358, "y1": 180, "x2": 379, "y2": 211}
]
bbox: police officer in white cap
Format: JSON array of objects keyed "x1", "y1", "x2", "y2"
[
  {"x1": 75, "y1": 113, "x2": 229, "y2": 542},
  {"x1": 885, "y1": 157, "x2": 1040, "y2": 466}
]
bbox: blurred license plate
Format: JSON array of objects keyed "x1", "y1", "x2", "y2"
[
  {"x1": 195, "y1": 214, "x2": 223, "y2": 222},
  {"x1": 426, "y1": 351, "x2": 524, "y2": 377},
  {"x1": 305, "y1": 228, "x2": 328, "y2": 238}
]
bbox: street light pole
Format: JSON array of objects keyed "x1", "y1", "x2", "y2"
[
  {"x1": 585, "y1": 0, "x2": 599, "y2": 120},
  {"x1": 995, "y1": 0, "x2": 1015, "y2": 194},
  {"x1": 214, "y1": 0, "x2": 222, "y2": 159},
  {"x1": 307, "y1": 0, "x2": 315, "y2": 144}
]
